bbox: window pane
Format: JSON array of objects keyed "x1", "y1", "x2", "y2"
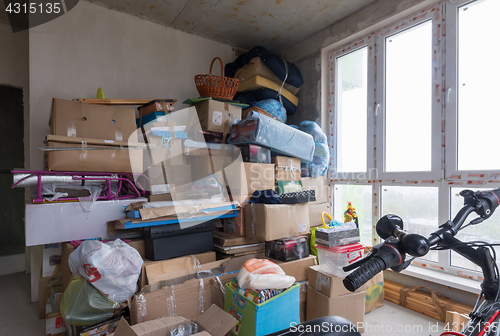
[
  {"x1": 333, "y1": 184, "x2": 373, "y2": 246},
  {"x1": 336, "y1": 47, "x2": 368, "y2": 173},
  {"x1": 450, "y1": 187, "x2": 500, "y2": 271},
  {"x1": 385, "y1": 21, "x2": 432, "y2": 172},
  {"x1": 457, "y1": 0, "x2": 500, "y2": 170},
  {"x1": 381, "y1": 186, "x2": 439, "y2": 262}
]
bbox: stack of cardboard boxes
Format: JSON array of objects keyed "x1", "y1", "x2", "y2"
[{"x1": 32, "y1": 95, "x2": 385, "y2": 336}]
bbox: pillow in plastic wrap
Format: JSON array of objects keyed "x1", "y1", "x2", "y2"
[
  {"x1": 298, "y1": 121, "x2": 330, "y2": 177},
  {"x1": 228, "y1": 111, "x2": 314, "y2": 162},
  {"x1": 253, "y1": 99, "x2": 287, "y2": 123}
]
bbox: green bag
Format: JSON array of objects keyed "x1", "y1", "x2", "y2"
[
  {"x1": 60, "y1": 277, "x2": 126, "y2": 326},
  {"x1": 310, "y1": 227, "x2": 319, "y2": 262}
]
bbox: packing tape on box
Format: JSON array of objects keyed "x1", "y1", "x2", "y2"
[
  {"x1": 115, "y1": 128, "x2": 123, "y2": 141},
  {"x1": 166, "y1": 285, "x2": 176, "y2": 317},
  {"x1": 191, "y1": 255, "x2": 201, "y2": 270},
  {"x1": 250, "y1": 202, "x2": 256, "y2": 238},
  {"x1": 136, "y1": 293, "x2": 147, "y2": 318},
  {"x1": 80, "y1": 141, "x2": 88, "y2": 161},
  {"x1": 214, "y1": 275, "x2": 225, "y2": 296},
  {"x1": 288, "y1": 205, "x2": 296, "y2": 237},
  {"x1": 67, "y1": 121, "x2": 77, "y2": 137},
  {"x1": 199, "y1": 278, "x2": 206, "y2": 315}
]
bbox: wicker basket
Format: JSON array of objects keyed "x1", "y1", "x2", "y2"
[{"x1": 195, "y1": 57, "x2": 239, "y2": 100}]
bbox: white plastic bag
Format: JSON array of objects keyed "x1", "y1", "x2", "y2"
[
  {"x1": 68, "y1": 239, "x2": 143, "y2": 303},
  {"x1": 237, "y1": 259, "x2": 295, "y2": 290}
]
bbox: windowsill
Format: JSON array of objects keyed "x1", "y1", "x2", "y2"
[{"x1": 397, "y1": 265, "x2": 482, "y2": 295}]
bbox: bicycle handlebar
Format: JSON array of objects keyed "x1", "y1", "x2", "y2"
[{"x1": 343, "y1": 187, "x2": 500, "y2": 292}]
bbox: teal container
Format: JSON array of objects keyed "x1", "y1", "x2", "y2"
[{"x1": 224, "y1": 282, "x2": 300, "y2": 336}]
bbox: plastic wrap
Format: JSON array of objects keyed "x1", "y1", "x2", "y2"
[
  {"x1": 252, "y1": 99, "x2": 287, "y2": 123},
  {"x1": 228, "y1": 111, "x2": 314, "y2": 162},
  {"x1": 298, "y1": 121, "x2": 330, "y2": 177},
  {"x1": 137, "y1": 293, "x2": 148, "y2": 318},
  {"x1": 60, "y1": 277, "x2": 126, "y2": 326},
  {"x1": 68, "y1": 239, "x2": 143, "y2": 302}
]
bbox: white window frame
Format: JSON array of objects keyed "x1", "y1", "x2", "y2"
[
  {"x1": 374, "y1": 6, "x2": 443, "y2": 181},
  {"x1": 444, "y1": 0, "x2": 500, "y2": 181},
  {"x1": 328, "y1": 36, "x2": 375, "y2": 180},
  {"x1": 328, "y1": 0, "x2": 500, "y2": 281}
]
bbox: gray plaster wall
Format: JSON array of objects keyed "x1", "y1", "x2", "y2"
[
  {"x1": 283, "y1": 0, "x2": 435, "y2": 128},
  {"x1": 28, "y1": 0, "x2": 235, "y2": 170}
]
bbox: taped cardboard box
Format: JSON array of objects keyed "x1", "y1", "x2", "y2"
[
  {"x1": 245, "y1": 203, "x2": 309, "y2": 241},
  {"x1": 365, "y1": 271, "x2": 384, "y2": 313},
  {"x1": 45, "y1": 140, "x2": 143, "y2": 174},
  {"x1": 195, "y1": 100, "x2": 242, "y2": 134},
  {"x1": 223, "y1": 195, "x2": 252, "y2": 237},
  {"x1": 144, "y1": 251, "x2": 216, "y2": 286},
  {"x1": 114, "y1": 304, "x2": 237, "y2": 336},
  {"x1": 272, "y1": 156, "x2": 301, "y2": 182},
  {"x1": 213, "y1": 231, "x2": 260, "y2": 247},
  {"x1": 272, "y1": 255, "x2": 317, "y2": 282},
  {"x1": 50, "y1": 98, "x2": 137, "y2": 141},
  {"x1": 130, "y1": 255, "x2": 257, "y2": 324},
  {"x1": 138, "y1": 99, "x2": 176, "y2": 116},
  {"x1": 301, "y1": 177, "x2": 329, "y2": 205},
  {"x1": 306, "y1": 286, "x2": 366, "y2": 333},
  {"x1": 308, "y1": 202, "x2": 332, "y2": 228},
  {"x1": 191, "y1": 154, "x2": 234, "y2": 187},
  {"x1": 307, "y1": 265, "x2": 365, "y2": 297},
  {"x1": 299, "y1": 280, "x2": 308, "y2": 322},
  {"x1": 225, "y1": 162, "x2": 275, "y2": 196}
]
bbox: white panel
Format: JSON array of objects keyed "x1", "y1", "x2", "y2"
[{"x1": 25, "y1": 198, "x2": 146, "y2": 246}]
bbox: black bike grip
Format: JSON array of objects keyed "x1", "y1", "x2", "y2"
[
  {"x1": 490, "y1": 188, "x2": 500, "y2": 208},
  {"x1": 343, "y1": 257, "x2": 385, "y2": 292}
]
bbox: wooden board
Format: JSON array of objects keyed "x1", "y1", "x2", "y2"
[
  {"x1": 383, "y1": 279, "x2": 473, "y2": 322},
  {"x1": 74, "y1": 99, "x2": 177, "y2": 105}
]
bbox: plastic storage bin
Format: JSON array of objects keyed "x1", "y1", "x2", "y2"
[{"x1": 316, "y1": 243, "x2": 364, "y2": 277}]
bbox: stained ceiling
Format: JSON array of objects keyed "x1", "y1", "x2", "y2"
[{"x1": 87, "y1": 0, "x2": 379, "y2": 53}]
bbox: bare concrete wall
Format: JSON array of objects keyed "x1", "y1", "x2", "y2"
[
  {"x1": 283, "y1": 0, "x2": 435, "y2": 128},
  {"x1": 28, "y1": 0, "x2": 235, "y2": 170}
]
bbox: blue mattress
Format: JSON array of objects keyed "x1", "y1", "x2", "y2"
[{"x1": 228, "y1": 111, "x2": 314, "y2": 162}]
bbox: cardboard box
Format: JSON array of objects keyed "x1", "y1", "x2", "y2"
[
  {"x1": 60, "y1": 243, "x2": 76, "y2": 290},
  {"x1": 138, "y1": 99, "x2": 176, "y2": 116},
  {"x1": 50, "y1": 98, "x2": 137, "y2": 141},
  {"x1": 306, "y1": 286, "x2": 366, "y2": 332},
  {"x1": 365, "y1": 271, "x2": 384, "y2": 313},
  {"x1": 45, "y1": 140, "x2": 143, "y2": 173},
  {"x1": 213, "y1": 231, "x2": 260, "y2": 247},
  {"x1": 308, "y1": 202, "x2": 332, "y2": 227},
  {"x1": 50, "y1": 286, "x2": 64, "y2": 311},
  {"x1": 130, "y1": 255, "x2": 257, "y2": 324},
  {"x1": 225, "y1": 162, "x2": 275, "y2": 196},
  {"x1": 307, "y1": 265, "x2": 365, "y2": 297},
  {"x1": 144, "y1": 251, "x2": 216, "y2": 286},
  {"x1": 245, "y1": 203, "x2": 309, "y2": 241},
  {"x1": 272, "y1": 255, "x2": 317, "y2": 282},
  {"x1": 164, "y1": 164, "x2": 193, "y2": 194},
  {"x1": 43, "y1": 243, "x2": 62, "y2": 278},
  {"x1": 195, "y1": 100, "x2": 242, "y2": 134},
  {"x1": 225, "y1": 282, "x2": 300, "y2": 336},
  {"x1": 147, "y1": 193, "x2": 173, "y2": 202},
  {"x1": 299, "y1": 281, "x2": 307, "y2": 322},
  {"x1": 192, "y1": 154, "x2": 234, "y2": 187},
  {"x1": 46, "y1": 310, "x2": 66, "y2": 336},
  {"x1": 301, "y1": 177, "x2": 330, "y2": 205},
  {"x1": 223, "y1": 195, "x2": 252, "y2": 237},
  {"x1": 272, "y1": 156, "x2": 301, "y2": 181},
  {"x1": 146, "y1": 136, "x2": 185, "y2": 166},
  {"x1": 114, "y1": 304, "x2": 237, "y2": 336}
]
